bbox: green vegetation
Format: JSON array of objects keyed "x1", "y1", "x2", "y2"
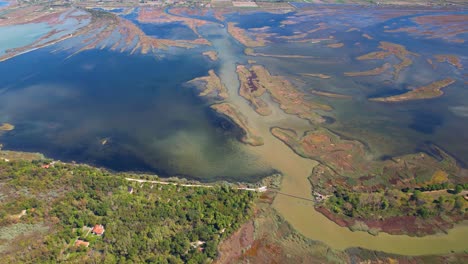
[
  {"x1": 324, "y1": 185, "x2": 467, "y2": 220},
  {"x1": 273, "y1": 124, "x2": 467, "y2": 235},
  {"x1": 0, "y1": 159, "x2": 257, "y2": 263}
]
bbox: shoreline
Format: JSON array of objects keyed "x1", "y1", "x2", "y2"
[
  {"x1": 0, "y1": 147, "x2": 277, "y2": 189},
  {"x1": 2, "y1": 142, "x2": 468, "y2": 256},
  {"x1": 207, "y1": 17, "x2": 468, "y2": 256},
  {"x1": 1, "y1": 3, "x2": 467, "y2": 257}
]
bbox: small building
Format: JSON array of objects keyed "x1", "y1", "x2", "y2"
[
  {"x1": 41, "y1": 164, "x2": 50, "y2": 169},
  {"x1": 92, "y1": 224, "x2": 105, "y2": 236},
  {"x1": 75, "y1": 239, "x2": 90, "y2": 248},
  {"x1": 190, "y1": 240, "x2": 205, "y2": 249},
  {"x1": 128, "y1": 186, "x2": 134, "y2": 194}
]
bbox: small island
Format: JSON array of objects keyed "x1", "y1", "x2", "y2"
[
  {"x1": 237, "y1": 65, "x2": 272, "y2": 116},
  {"x1": 187, "y1": 70, "x2": 229, "y2": 100},
  {"x1": 434, "y1": 54, "x2": 463, "y2": 69},
  {"x1": 356, "y1": 42, "x2": 418, "y2": 79},
  {"x1": 301, "y1": 73, "x2": 331, "y2": 79},
  {"x1": 244, "y1": 48, "x2": 316, "y2": 59},
  {"x1": 0, "y1": 123, "x2": 15, "y2": 131},
  {"x1": 310, "y1": 90, "x2": 352, "y2": 99},
  {"x1": 362, "y1": 33, "x2": 373, "y2": 40},
  {"x1": 237, "y1": 64, "x2": 332, "y2": 124},
  {"x1": 211, "y1": 103, "x2": 263, "y2": 146},
  {"x1": 202, "y1": 51, "x2": 218, "y2": 61},
  {"x1": 327, "y1": 43, "x2": 344, "y2": 48},
  {"x1": 370, "y1": 78, "x2": 456, "y2": 102},
  {"x1": 227, "y1": 23, "x2": 273, "y2": 47},
  {"x1": 344, "y1": 63, "x2": 392, "y2": 77}
]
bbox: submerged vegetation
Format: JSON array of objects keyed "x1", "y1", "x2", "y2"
[{"x1": 0, "y1": 157, "x2": 257, "y2": 263}]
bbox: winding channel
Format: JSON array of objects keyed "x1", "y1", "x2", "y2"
[{"x1": 203, "y1": 23, "x2": 468, "y2": 256}]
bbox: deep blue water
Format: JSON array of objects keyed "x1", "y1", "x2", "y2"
[
  {"x1": 0, "y1": 6, "x2": 467, "y2": 179},
  {"x1": 0, "y1": 46, "x2": 273, "y2": 181},
  {"x1": 408, "y1": 110, "x2": 443, "y2": 134}
]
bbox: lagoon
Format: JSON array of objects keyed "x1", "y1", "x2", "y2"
[
  {"x1": 0, "y1": 46, "x2": 273, "y2": 181},
  {"x1": 0, "y1": 5, "x2": 467, "y2": 256}
]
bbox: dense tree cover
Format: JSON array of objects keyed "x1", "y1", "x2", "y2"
[
  {"x1": 403, "y1": 182, "x2": 468, "y2": 193},
  {"x1": 324, "y1": 186, "x2": 467, "y2": 220},
  {"x1": 0, "y1": 160, "x2": 257, "y2": 263}
]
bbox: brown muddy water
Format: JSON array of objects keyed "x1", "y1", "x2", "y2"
[{"x1": 204, "y1": 23, "x2": 468, "y2": 256}]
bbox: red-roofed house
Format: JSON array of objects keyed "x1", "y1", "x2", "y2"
[
  {"x1": 92, "y1": 224, "x2": 105, "y2": 236},
  {"x1": 75, "y1": 239, "x2": 90, "y2": 248}
]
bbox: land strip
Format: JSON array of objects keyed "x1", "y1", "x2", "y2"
[
  {"x1": 370, "y1": 78, "x2": 456, "y2": 102},
  {"x1": 126, "y1": 177, "x2": 268, "y2": 192}
]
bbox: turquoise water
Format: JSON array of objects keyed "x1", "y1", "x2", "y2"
[
  {"x1": 0, "y1": 23, "x2": 51, "y2": 55},
  {"x1": 0, "y1": 9, "x2": 90, "y2": 56},
  {"x1": 37, "y1": 9, "x2": 91, "y2": 45}
]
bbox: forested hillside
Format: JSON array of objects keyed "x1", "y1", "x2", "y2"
[{"x1": 0, "y1": 159, "x2": 256, "y2": 263}]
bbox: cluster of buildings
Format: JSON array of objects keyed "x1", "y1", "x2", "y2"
[{"x1": 74, "y1": 224, "x2": 105, "y2": 248}]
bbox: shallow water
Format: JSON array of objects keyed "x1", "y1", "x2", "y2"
[
  {"x1": 243, "y1": 14, "x2": 468, "y2": 164},
  {"x1": 0, "y1": 46, "x2": 273, "y2": 181},
  {"x1": 0, "y1": 23, "x2": 51, "y2": 55},
  {"x1": 119, "y1": 8, "x2": 199, "y2": 40},
  {"x1": 0, "y1": 6, "x2": 467, "y2": 255},
  {"x1": 273, "y1": 156, "x2": 468, "y2": 256},
  {"x1": 203, "y1": 10, "x2": 468, "y2": 255}
]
